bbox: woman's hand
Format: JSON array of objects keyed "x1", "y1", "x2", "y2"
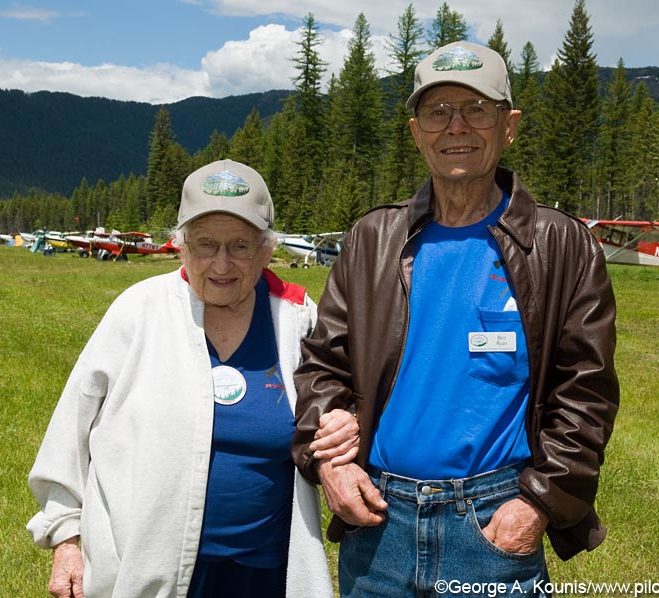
[
  {"x1": 49, "y1": 537, "x2": 84, "y2": 598},
  {"x1": 309, "y1": 409, "x2": 360, "y2": 465}
]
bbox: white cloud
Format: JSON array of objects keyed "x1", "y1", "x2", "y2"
[
  {"x1": 0, "y1": 59, "x2": 209, "y2": 104},
  {"x1": 0, "y1": 23, "x2": 367, "y2": 102},
  {"x1": 202, "y1": 24, "x2": 298, "y2": 96},
  {"x1": 318, "y1": 28, "x2": 392, "y2": 81},
  {"x1": 0, "y1": 6, "x2": 59, "y2": 22},
  {"x1": 199, "y1": 23, "x2": 391, "y2": 97},
  {"x1": 2, "y1": 22, "x2": 380, "y2": 103}
]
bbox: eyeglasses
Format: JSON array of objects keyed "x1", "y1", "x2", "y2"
[
  {"x1": 184, "y1": 236, "x2": 262, "y2": 260},
  {"x1": 414, "y1": 100, "x2": 508, "y2": 132}
]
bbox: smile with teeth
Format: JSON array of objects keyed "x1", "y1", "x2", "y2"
[{"x1": 442, "y1": 146, "x2": 476, "y2": 154}]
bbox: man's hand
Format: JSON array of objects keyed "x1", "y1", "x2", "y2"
[
  {"x1": 49, "y1": 537, "x2": 84, "y2": 598},
  {"x1": 482, "y1": 498, "x2": 549, "y2": 554},
  {"x1": 309, "y1": 409, "x2": 359, "y2": 465},
  {"x1": 317, "y1": 461, "x2": 388, "y2": 527}
]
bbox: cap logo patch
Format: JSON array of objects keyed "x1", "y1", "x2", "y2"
[
  {"x1": 202, "y1": 170, "x2": 250, "y2": 197},
  {"x1": 432, "y1": 46, "x2": 483, "y2": 72}
]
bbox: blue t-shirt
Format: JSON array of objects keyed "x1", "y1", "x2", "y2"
[
  {"x1": 198, "y1": 277, "x2": 294, "y2": 568},
  {"x1": 369, "y1": 194, "x2": 531, "y2": 480}
]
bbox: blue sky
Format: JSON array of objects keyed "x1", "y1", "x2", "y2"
[{"x1": 0, "y1": 0, "x2": 656, "y2": 104}]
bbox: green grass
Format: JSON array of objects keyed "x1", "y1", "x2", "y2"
[{"x1": 1, "y1": 248, "x2": 657, "y2": 596}]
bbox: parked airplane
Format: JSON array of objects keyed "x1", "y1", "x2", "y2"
[
  {"x1": 19, "y1": 231, "x2": 37, "y2": 247},
  {"x1": 45, "y1": 231, "x2": 74, "y2": 252},
  {"x1": 97, "y1": 231, "x2": 179, "y2": 259},
  {"x1": 583, "y1": 219, "x2": 659, "y2": 267},
  {"x1": 278, "y1": 232, "x2": 343, "y2": 267},
  {"x1": 66, "y1": 230, "x2": 179, "y2": 260}
]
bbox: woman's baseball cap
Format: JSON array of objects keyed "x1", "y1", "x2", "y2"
[{"x1": 177, "y1": 159, "x2": 274, "y2": 230}]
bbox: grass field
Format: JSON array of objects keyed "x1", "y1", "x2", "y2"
[{"x1": 0, "y1": 247, "x2": 657, "y2": 596}]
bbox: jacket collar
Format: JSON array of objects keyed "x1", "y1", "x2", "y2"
[
  {"x1": 407, "y1": 167, "x2": 537, "y2": 251},
  {"x1": 406, "y1": 179, "x2": 435, "y2": 237},
  {"x1": 496, "y1": 167, "x2": 536, "y2": 251}
]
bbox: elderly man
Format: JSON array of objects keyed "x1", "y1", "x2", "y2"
[{"x1": 293, "y1": 41, "x2": 619, "y2": 597}]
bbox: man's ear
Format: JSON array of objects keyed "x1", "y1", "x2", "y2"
[
  {"x1": 408, "y1": 118, "x2": 423, "y2": 150},
  {"x1": 505, "y1": 109, "x2": 522, "y2": 146}
]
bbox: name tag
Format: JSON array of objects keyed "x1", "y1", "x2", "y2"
[{"x1": 468, "y1": 332, "x2": 517, "y2": 352}]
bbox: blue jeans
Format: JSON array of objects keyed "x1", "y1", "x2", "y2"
[{"x1": 339, "y1": 462, "x2": 549, "y2": 597}]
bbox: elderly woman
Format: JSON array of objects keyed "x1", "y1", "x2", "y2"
[{"x1": 27, "y1": 160, "x2": 357, "y2": 598}]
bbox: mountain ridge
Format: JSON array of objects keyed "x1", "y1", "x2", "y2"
[
  {"x1": 0, "y1": 89, "x2": 293, "y2": 197},
  {"x1": 1, "y1": 66, "x2": 657, "y2": 198}
]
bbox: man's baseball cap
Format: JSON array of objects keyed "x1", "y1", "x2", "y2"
[
  {"x1": 177, "y1": 159, "x2": 274, "y2": 230},
  {"x1": 407, "y1": 41, "x2": 513, "y2": 111}
]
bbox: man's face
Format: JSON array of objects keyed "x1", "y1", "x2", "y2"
[{"x1": 409, "y1": 84, "x2": 521, "y2": 186}]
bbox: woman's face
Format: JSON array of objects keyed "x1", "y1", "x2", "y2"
[{"x1": 181, "y1": 213, "x2": 272, "y2": 311}]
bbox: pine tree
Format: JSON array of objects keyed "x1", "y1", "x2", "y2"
[
  {"x1": 381, "y1": 4, "x2": 427, "y2": 202},
  {"x1": 513, "y1": 42, "x2": 540, "y2": 100},
  {"x1": 282, "y1": 109, "x2": 316, "y2": 233},
  {"x1": 487, "y1": 20, "x2": 514, "y2": 79},
  {"x1": 333, "y1": 161, "x2": 368, "y2": 231},
  {"x1": 505, "y1": 42, "x2": 542, "y2": 191},
  {"x1": 332, "y1": 13, "x2": 384, "y2": 211},
  {"x1": 262, "y1": 109, "x2": 290, "y2": 225},
  {"x1": 157, "y1": 142, "x2": 191, "y2": 214},
  {"x1": 536, "y1": 59, "x2": 574, "y2": 208},
  {"x1": 427, "y1": 2, "x2": 468, "y2": 49},
  {"x1": 292, "y1": 13, "x2": 327, "y2": 153},
  {"x1": 91, "y1": 179, "x2": 109, "y2": 230},
  {"x1": 194, "y1": 130, "x2": 230, "y2": 168},
  {"x1": 315, "y1": 76, "x2": 344, "y2": 231},
  {"x1": 595, "y1": 58, "x2": 632, "y2": 218},
  {"x1": 628, "y1": 84, "x2": 659, "y2": 219},
  {"x1": 229, "y1": 109, "x2": 265, "y2": 172},
  {"x1": 70, "y1": 178, "x2": 92, "y2": 229},
  {"x1": 121, "y1": 174, "x2": 145, "y2": 231},
  {"x1": 537, "y1": 0, "x2": 599, "y2": 214},
  {"x1": 289, "y1": 13, "x2": 328, "y2": 219},
  {"x1": 556, "y1": 0, "x2": 600, "y2": 213},
  {"x1": 145, "y1": 108, "x2": 176, "y2": 221}
]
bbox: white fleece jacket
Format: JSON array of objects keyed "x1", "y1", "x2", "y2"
[{"x1": 27, "y1": 268, "x2": 332, "y2": 598}]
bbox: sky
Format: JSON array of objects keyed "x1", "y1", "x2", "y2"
[{"x1": 0, "y1": 0, "x2": 656, "y2": 104}]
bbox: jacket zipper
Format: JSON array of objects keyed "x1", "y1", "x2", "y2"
[{"x1": 381, "y1": 227, "x2": 425, "y2": 410}]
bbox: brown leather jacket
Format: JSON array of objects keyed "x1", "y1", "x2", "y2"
[{"x1": 293, "y1": 168, "x2": 619, "y2": 561}]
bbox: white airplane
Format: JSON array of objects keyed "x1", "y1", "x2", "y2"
[{"x1": 277, "y1": 232, "x2": 344, "y2": 267}]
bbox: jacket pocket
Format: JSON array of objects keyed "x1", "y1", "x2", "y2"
[{"x1": 467, "y1": 308, "x2": 529, "y2": 387}]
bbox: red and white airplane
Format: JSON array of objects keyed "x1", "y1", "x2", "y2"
[
  {"x1": 66, "y1": 229, "x2": 179, "y2": 260},
  {"x1": 582, "y1": 219, "x2": 659, "y2": 267}
]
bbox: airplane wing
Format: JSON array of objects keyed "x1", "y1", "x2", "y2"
[
  {"x1": 314, "y1": 231, "x2": 345, "y2": 241},
  {"x1": 277, "y1": 231, "x2": 344, "y2": 266}
]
